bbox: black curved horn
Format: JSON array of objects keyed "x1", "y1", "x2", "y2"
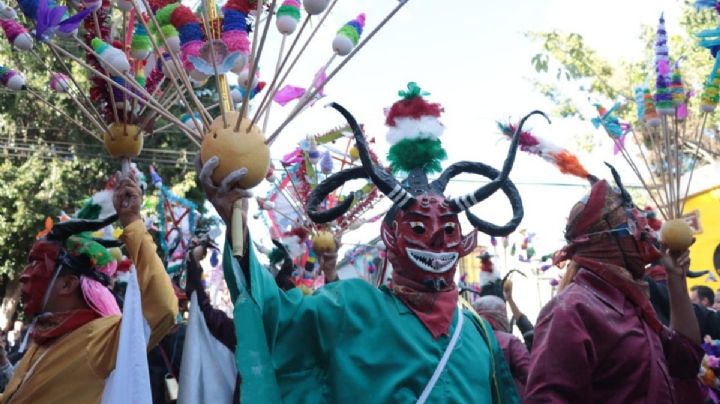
[
  {"x1": 443, "y1": 111, "x2": 548, "y2": 212},
  {"x1": 46, "y1": 214, "x2": 119, "y2": 242},
  {"x1": 604, "y1": 162, "x2": 633, "y2": 206},
  {"x1": 436, "y1": 162, "x2": 524, "y2": 236},
  {"x1": 328, "y1": 102, "x2": 415, "y2": 209},
  {"x1": 307, "y1": 166, "x2": 368, "y2": 224}
]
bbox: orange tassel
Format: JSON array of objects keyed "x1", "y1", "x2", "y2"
[{"x1": 552, "y1": 150, "x2": 589, "y2": 179}]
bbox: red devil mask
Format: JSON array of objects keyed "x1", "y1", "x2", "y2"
[
  {"x1": 381, "y1": 193, "x2": 477, "y2": 288},
  {"x1": 21, "y1": 240, "x2": 61, "y2": 317},
  {"x1": 307, "y1": 104, "x2": 546, "y2": 284},
  {"x1": 21, "y1": 214, "x2": 121, "y2": 317}
]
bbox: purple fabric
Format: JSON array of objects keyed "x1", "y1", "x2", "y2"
[
  {"x1": 493, "y1": 330, "x2": 530, "y2": 398},
  {"x1": 273, "y1": 85, "x2": 305, "y2": 106},
  {"x1": 525, "y1": 268, "x2": 704, "y2": 404}
]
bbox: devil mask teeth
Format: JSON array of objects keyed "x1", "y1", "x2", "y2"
[{"x1": 406, "y1": 248, "x2": 458, "y2": 273}]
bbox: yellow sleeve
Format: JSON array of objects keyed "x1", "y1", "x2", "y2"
[{"x1": 121, "y1": 220, "x2": 179, "y2": 349}]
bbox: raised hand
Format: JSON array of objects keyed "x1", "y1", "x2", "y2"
[
  {"x1": 113, "y1": 172, "x2": 142, "y2": 227},
  {"x1": 196, "y1": 155, "x2": 252, "y2": 225}
]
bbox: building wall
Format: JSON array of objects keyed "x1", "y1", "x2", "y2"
[{"x1": 685, "y1": 187, "x2": 720, "y2": 291}]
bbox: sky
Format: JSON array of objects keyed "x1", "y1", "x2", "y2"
[
  {"x1": 223, "y1": 0, "x2": 692, "y2": 314},
  {"x1": 247, "y1": 0, "x2": 684, "y2": 247}
]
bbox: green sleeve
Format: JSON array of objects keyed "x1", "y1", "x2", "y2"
[{"x1": 224, "y1": 231, "x2": 348, "y2": 402}]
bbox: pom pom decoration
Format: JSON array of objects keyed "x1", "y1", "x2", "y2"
[
  {"x1": 181, "y1": 112, "x2": 203, "y2": 131},
  {"x1": 497, "y1": 121, "x2": 591, "y2": 180},
  {"x1": 113, "y1": 0, "x2": 132, "y2": 12},
  {"x1": 276, "y1": 0, "x2": 301, "y2": 35},
  {"x1": 307, "y1": 137, "x2": 320, "y2": 164},
  {"x1": 654, "y1": 14, "x2": 674, "y2": 115},
  {"x1": 349, "y1": 145, "x2": 359, "y2": 161},
  {"x1": 91, "y1": 37, "x2": 130, "y2": 73},
  {"x1": 701, "y1": 58, "x2": 720, "y2": 113},
  {"x1": 230, "y1": 86, "x2": 243, "y2": 104},
  {"x1": 634, "y1": 86, "x2": 646, "y2": 122},
  {"x1": 0, "y1": 1, "x2": 17, "y2": 19},
  {"x1": 660, "y1": 219, "x2": 694, "y2": 252},
  {"x1": 387, "y1": 138, "x2": 447, "y2": 175},
  {"x1": 154, "y1": 4, "x2": 181, "y2": 53},
  {"x1": 49, "y1": 72, "x2": 70, "y2": 92},
  {"x1": 670, "y1": 63, "x2": 686, "y2": 107},
  {"x1": 303, "y1": 0, "x2": 330, "y2": 15},
  {"x1": 0, "y1": 19, "x2": 32, "y2": 50},
  {"x1": 320, "y1": 150, "x2": 333, "y2": 174},
  {"x1": 385, "y1": 82, "x2": 448, "y2": 174},
  {"x1": 0, "y1": 66, "x2": 25, "y2": 90},
  {"x1": 222, "y1": 0, "x2": 251, "y2": 73},
  {"x1": 130, "y1": 24, "x2": 151, "y2": 60},
  {"x1": 332, "y1": 13, "x2": 365, "y2": 56},
  {"x1": 642, "y1": 87, "x2": 661, "y2": 127}
]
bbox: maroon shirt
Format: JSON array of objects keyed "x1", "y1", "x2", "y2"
[
  {"x1": 525, "y1": 268, "x2": 703, "y2": 403},
  {"x1": 493, "y1": 329, "x2": 530, "y2": 397}
]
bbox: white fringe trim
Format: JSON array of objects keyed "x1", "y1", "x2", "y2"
[{"x1": 386, "y1": 116, "x2": 444, "y2": 145}]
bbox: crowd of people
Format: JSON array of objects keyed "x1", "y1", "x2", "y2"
[{"x1": 0, "y1": 89, "x2": 717, "y2": 404}]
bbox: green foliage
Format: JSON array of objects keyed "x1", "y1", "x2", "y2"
[
  {"x1": 527, "y1": 1, "x2": 720, "y2": 157},
  {"x1": 0, "y1": 145, "x2": 112, "y2": 278}
]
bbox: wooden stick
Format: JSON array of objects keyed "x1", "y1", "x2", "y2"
[
  {"x1": 130, "y1": 0, "x2": 209, "y2": 133},
  {"x1": 198, "y1": 5, "x2": 227, "y2": 127},
  {"x1": 236, "y1": 0, "x2": 277, "y2": 130},
  {"x1": 629, "y1": 126, "x2": 668, "y2": 210},
  {"x1": 25, "y1": 89, "x2": 102, "y2": 141},
  {"x1": 672, "y1": 113, "x2": 682, "y2": 218},
  {"x1": 267, "y1": 0, "x2": 412, "y2": 145},
  {"x1": 133, "y1": 0, "x2": 211, "y2": 129},
  {"x1": 251, "y1": 16, "x2": 312, "y2": 123},
  {"x1": 41, "y1": 47, "x2": 112, "y2": 136},
  {"x1": 153, "y1": 103, "x2": 219, "y2": 132},
  {"x1": 68, "y1": 39, "x2": 202, "y2": 140},
  {"x1": 613, "y1": 137, "x2": 665, "y2": 217},
  {"x1": 48, "y1": 43, "x2": 199, "y2": 141},
  {"x1": 122, "y1": 11, "x2": 130, "y2": 124},
  {"x1": 261, "y1": 34, "x2": 287, "y2": 132},
  {"x1": 92, "y1": 11, "x2": 121, "y2": 124},
  {"x1": 680, "y1": 112, "x2": 709, "y2": 214},
  {"x1": 255, "y1": 0, "x2": 339, "y2": 121},
  {"x1": 28, "y1": 50, "x2": 106, "y2": 134},
  {"x1": 288, "y1": 52, "x2": 336, "y2": 118},
  {"x1": 648, "y1": 124, "x2": 672, "y2": 218},
  {"x1": 660, "y1": 115, "x2": 676, "y2": 218}
]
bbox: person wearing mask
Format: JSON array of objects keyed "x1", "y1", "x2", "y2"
[
  {"x1": 525, "y1": 170, "x2": 703, "y2": 403},
  {"x1": 0, "y1": 174, "x2": 178, "y2": 403}
]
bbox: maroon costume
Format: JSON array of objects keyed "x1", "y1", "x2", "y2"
[{"x1": 525, "y1": 173, "x2": 703, "y2": 403}]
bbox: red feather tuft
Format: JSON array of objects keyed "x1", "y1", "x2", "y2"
[
  {"x1": 223, "y1": 0, "x2": 252, "y2": 13},
  {"x1": 385, "y1": 97, "x2": 443, "y2": 126},
  {"x1": 170, "y1": 5, "x2": 199, "y2": 28},
  {"x1": 149, "y1": 0, "x2": 174, "y2": 12}
]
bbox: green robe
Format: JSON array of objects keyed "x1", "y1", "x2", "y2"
[{"x1": 224, "y1": 234, "x2": 519, "y2": 403}]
